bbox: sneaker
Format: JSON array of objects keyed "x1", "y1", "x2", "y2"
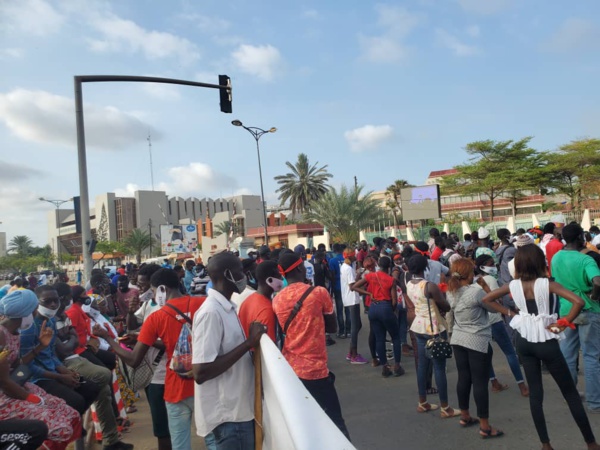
[
  {"x1": 326, "y1": 336, "x2": 336, "y2": 346},
  {"x1": 393, "y1": 365, "x2": 406, "y2": 377},
  {"x1": 350, "y1": 354, "x2": 368, "y2": 364},
  {"x1": 382, "y1": 365, "x2": 393, "y2": 378},
  {"x1": 336, "y1": 333, "x2": 347, "y2": 339},
  {"x1": 346, "y1": 353, "x2": 352, "y2": 361}
]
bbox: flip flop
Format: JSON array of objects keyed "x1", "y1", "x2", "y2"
[
  {"x1": 480, "y1": 428, "x2": 504, "y2": 439},
  {"x1": 460, "y1": 417, "x2": 479, "y2": 428}
]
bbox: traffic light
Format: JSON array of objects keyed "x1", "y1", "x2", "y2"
[{"x1": 218, "y1": 75, "x2": 232, "y2": 113}]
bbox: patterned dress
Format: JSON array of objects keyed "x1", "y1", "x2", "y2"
[{"x1": 0, "y1": 325, "x2": 82, "y2": 450}]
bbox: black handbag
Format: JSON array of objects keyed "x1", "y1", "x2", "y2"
[{"x1": 424, "y1": 289, "x2": 452, "y2": 360}]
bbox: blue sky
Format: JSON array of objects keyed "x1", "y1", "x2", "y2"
[{"x1": 1, "y1": 0, "x2": 599, "y2": 245}]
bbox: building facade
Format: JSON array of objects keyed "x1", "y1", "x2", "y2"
[{"x1": 46, "y1": 190, "x2": 264, "y2": 260}]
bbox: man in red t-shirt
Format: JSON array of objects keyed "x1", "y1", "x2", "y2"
[
  {"x1": 546, "y1": 226, "x2": 564, "y2": 276},
  {"x1": 272, "y1": 253, "x2": 350, "y2": 440},
  {"x1": 238, "y1": 260, "x2": 280, "y2": 342},
  {"x1": 94, "y1": 269, "x2": 206, "y2": 450}
]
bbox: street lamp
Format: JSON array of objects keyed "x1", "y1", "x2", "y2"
[
  {"x1": 232, "y1": 120, "x2": 276, "y2": 245},
  {"x1": 39, "y1": 197, "x2": 73, "y2": 266}
]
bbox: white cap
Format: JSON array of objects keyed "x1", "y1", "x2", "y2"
[{"x1": 478, "y1": 227, "x2": 490, "y2": 239}]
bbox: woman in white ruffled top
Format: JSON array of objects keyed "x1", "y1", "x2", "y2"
[{"x1": 483, "y1": 244, "x2": 599, "y2": 450}]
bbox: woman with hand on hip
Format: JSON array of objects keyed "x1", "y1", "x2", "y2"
[{"x1": 483, "y1": 244, "x2": 600, "y2": 450}]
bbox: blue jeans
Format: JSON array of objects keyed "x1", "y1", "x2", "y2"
[
  {"x1": 415, "y1": 332, "x2": 448, "y2": 404},
  {"x1": 489, "y1": 321, "x2": 525, "y2": 384},
  {"x1": 333, "y1": 289, "x2": 351, "y2": 335},
  {"x1": 206, "y1": 420, "x2": 254, "y2": 450},
  {"x1": 559, "y1": 311, "x2": 600, "y2": 410},
  {"x1": 166, "y1": 397, "x2": 216, "y2": 450},
  {"x1": 368, "y1": 301, "x2": 401, "y2": 365}
]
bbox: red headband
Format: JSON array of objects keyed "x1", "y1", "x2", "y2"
[
  {"x1": 278, "y1": 258, "x2": 303, "y2": 277},
  {"x1": 414, "y1": 248, "x2": 430, "y2": 257}
]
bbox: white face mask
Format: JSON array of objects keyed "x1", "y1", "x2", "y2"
[
  {"x1": 266, "y1": 277, "x2": 284, "y2": 293},
  {"x1": 480, "y1": 266, "x2": 498, "y2": 278},
  {"x1": 155, "y1": 285, "x2": 167, "y2": 307},
  {"x1": 19, "y1": 313, "x2": 34, "y2": 331},
  {"x1": 37, "y1": 304, "x2": 58, "y2": 319},
  {"x1": 65, "y1": 299, "x2": 73, "y2": 311}
]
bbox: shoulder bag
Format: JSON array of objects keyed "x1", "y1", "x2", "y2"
[
  {"x1": 278, "y1": 286, "x2": 315, "y2": 350},
  {"x1": 424, "y1": 283, "x2": 452, "y2": 360}
]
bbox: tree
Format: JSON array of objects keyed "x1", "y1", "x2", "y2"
[
  {"x1": 214, "y1": 221, "x2": 235, "y2": 237},
  {"x1": 8, "y1": 235, "x2": 34, "y2": 256},
  {"x1": 275, "y1": 153, "x2": 332, "y2": 217},
  {"x1": 546, "y1": 138, "x2": 600, "y2": 212},
  {"x1": 385, "y1": 179, "x2": 413, "y2": 226},
  {"x1": 306, "y1": 185, "x2": 383, "y2": 244},
  {"x1": 123, "y1": 229, "x2": 155, "y2": 264},
  {"x1": 95, "y1": 241, "x2": 127, "y2": 266},
  {"x1": 442, "y1": 138, "x2": 544, "y2": 221}
]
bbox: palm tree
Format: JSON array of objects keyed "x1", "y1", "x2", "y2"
[
  {"x1": 123, "y1": 229, "x2": 155, "y2": 264},
  {"x1": 275, "y1": 153, "x2": 332, "y2": 217},
  {"x1": 385, "y1": 179, "x2": 413, "y2": 226},
  {"x1": 214, "y1": 221, "x2": 233, "y2": 237},
  {"x1": 306, "y1": 185, "x2": 383, "y2": 244},
  {"x1": 8, "y1": 235, "x2": 34, "y2": 256}
]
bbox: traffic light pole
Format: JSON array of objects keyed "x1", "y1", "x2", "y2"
[{"x1": 74, "y1": 75, "x2": 232, "y2": 282}]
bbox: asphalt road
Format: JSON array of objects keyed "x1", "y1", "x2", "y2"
[
  {"x1": 123, "y1": 316, "x2": 599, "y2": 450},
  {"x1": 329, "y1": 317, "x2": 599, "y2": 450}
]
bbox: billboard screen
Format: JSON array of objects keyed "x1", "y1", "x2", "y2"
[
  {"x1": 400, "y1": 185, "x2": 441, "y2": 221},
  {"x1": 160, "y1": 224, "x2": 198, "y2": 253}
]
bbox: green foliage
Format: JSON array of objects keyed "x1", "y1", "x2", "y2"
[
  {"x1": 306, "y1": 184, "x2": 383, "y2": 244},
  {"x1": 442, "y1": 137, "x2": 546, "y2": 221},
  {"x1": 546, "y1": 138, "x2": 600, "y2": 212},
  {"x1": 275, "y1": 153, "x2": 332, "y2": 217},
  {"x1": 213, "y1": 221, "x2": 242, "y2": 237},
  {"x1": 385, "y1": 179, "x2": 413, "y2": 226},
  {"x1": 123, "y1": 229, "x2": 155, "y2": 264},
  {"x1": 8, "y1": 235, "x2": 34, "y2": 256}
]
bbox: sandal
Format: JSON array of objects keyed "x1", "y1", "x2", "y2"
[
  {"x1": 440, "y1": 406, "x2": 461, "y2": 419},
  {"x1": 479, "y1": 428, "x2": 504, "y2": 439},
  {"x1": 459, "y1": 417, "x2": 479, "y2": 428},
  {"x1": 417, "y1": 402, "x2": 439, "y2": 413}
]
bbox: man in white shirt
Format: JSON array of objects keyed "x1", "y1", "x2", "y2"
[
  {"x1": 340, "y1": 249, "x2": 367, "y2": 364},
  {"x1": 192, "y1": 252, "x2": 265, "y2": 449}
]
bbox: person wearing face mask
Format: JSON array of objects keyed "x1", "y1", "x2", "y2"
[
  {"x1": 475, "y1": 255, "x2": 529, "y2": 397},
  {"x1": 231, "y1": 259, "x2": 258, "y2": 308},
  {"x1": 273, "y1": 253, "x2": 350, "y2": 440},
  {"x1": 238, "y1": 260, "x2": 281, "y2": 342},
  {"x1": 94, "y1": 268, "x2": 207, "y2": 450},
  {"x1": 191, "y1": 252, "x2": 266, "y2": 449},
  {"x1": 20, "y1": 286, "x2": 133, "y2": 450},
  {"x1": 0, "y1": 289, "x2": 83, "y2": 450}
]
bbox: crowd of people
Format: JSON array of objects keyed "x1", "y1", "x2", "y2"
[{"x1": 1, "y1": 220, "x2": 600, "y2": 450}]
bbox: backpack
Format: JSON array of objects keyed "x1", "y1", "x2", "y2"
[
  {"x1": 164, "y1": 302, "x2": 194, "y2": 379},
  {"x1": 439, "y1": 251, "x2": 454, "y2": 268}
]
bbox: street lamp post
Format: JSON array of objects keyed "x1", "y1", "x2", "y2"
[
  {"x1": 231, "y1": 120, "x2": 276, "y2": 245},
  {"x1": 39, "y1": 197, "x2": 73, "y2": 266}
]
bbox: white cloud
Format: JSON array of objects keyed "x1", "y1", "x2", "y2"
[
  {"x1": 141, "y1": 83, "x2": 181, "y2": 101},
  {"x1": 114, "y1": 162, "x2": 243, "y2": 198},
  {"x1": 0, "y1": 89, "x2": 161, "y2": 150},
  {"x1": 344, "y1": 125, "x2": 394, "y2": 152},
  {"x1": 544, "y1": 18, "x2": 600, "y2": 53},
  {"x1": 457, "y1": 0, "x2": 511, "y2": 15},
  {"x1": 0, "y1": 48, "x2": 24, "y2": 59},
  {"x1": 184, "y1": 13, "x2": 231, "y2": 33},
  {"x1": 87, "y1": 12, "x2": 200, "y2": 64},
  {"x1": 231, "y1": 44, "x2": 283, "y2": 81},
  {"x1": 466, "y1": 25, "x2": 480, "y2": 38},
  {"x1": 0, "y1": 0, "x2": 64, "y2": 36},
  {"x1": 359, "y1": 5, "x2": 421, "y2": 63},
  {"x1": 436, "y1": 29, "x2": 480, "y2": 56},
  {"x1": 0, "y1": 160, "x2": 44, "y2": 183}
]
